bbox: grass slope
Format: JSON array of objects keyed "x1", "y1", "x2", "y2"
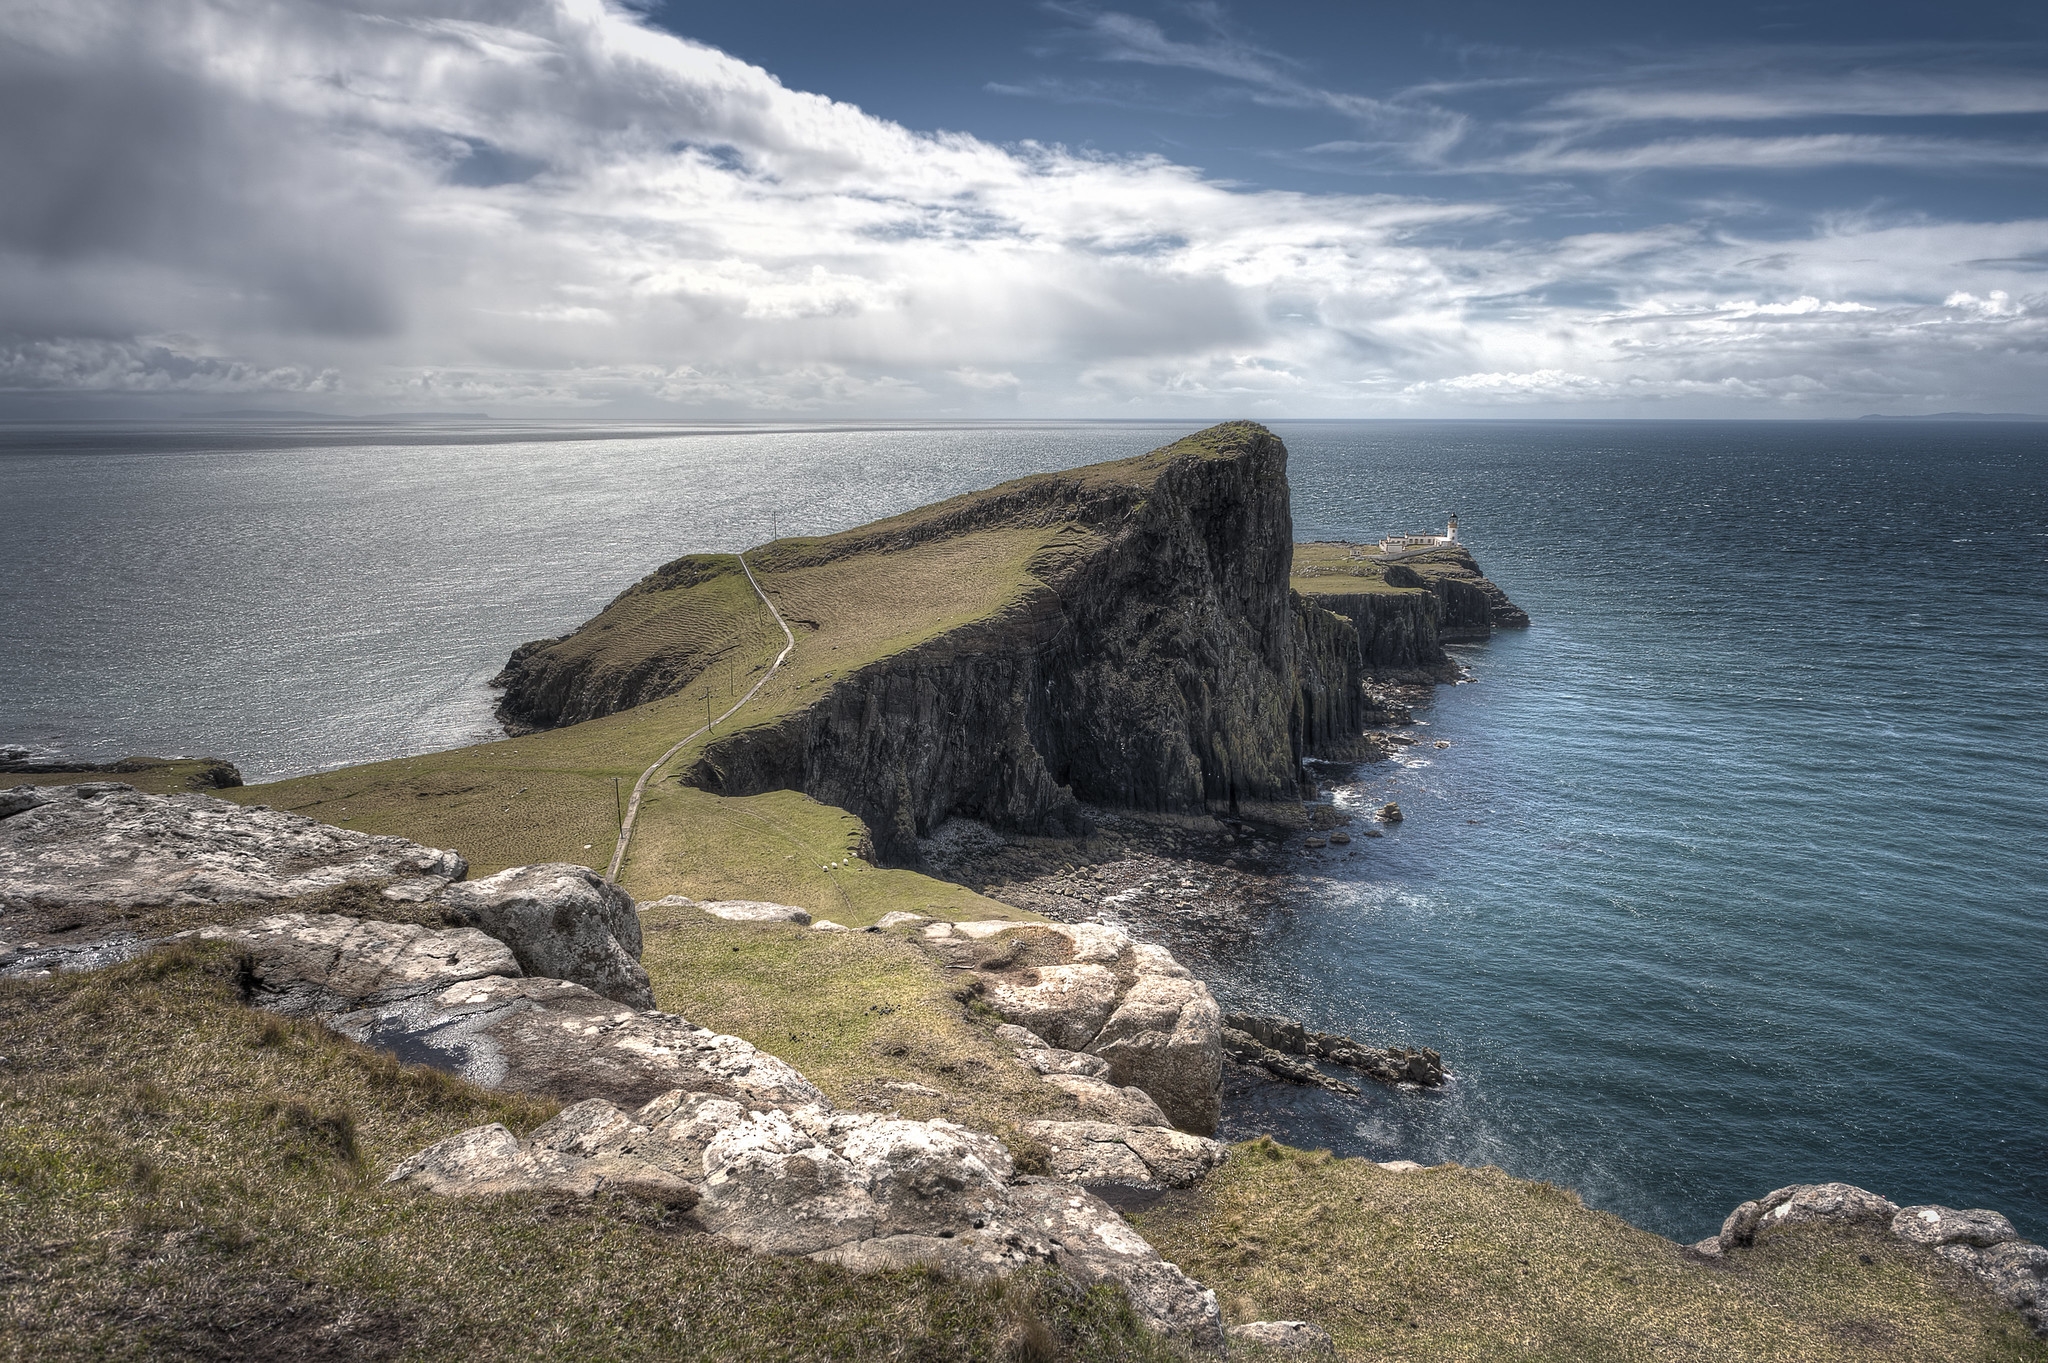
[
  {"x1": 1135, "y1": 1138, "x2": 2047, "y2": 1363},
  {"x1": 0, "y1": 944, "x2": 1181, "y2": 1362}
]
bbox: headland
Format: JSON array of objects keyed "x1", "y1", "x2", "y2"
[{"x1": 3, "y1": 423, "x2": 2042, "y2": 1360}]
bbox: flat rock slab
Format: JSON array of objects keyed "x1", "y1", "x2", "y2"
[
  {"x1": 0, "y1": 784, "x2": 466, "y2": 918},
  {"x1": 386, "y1": 1092, "x2": 1221, "y2": 1345},
  {"x1": 922, "y1": 920, "x2": 1221, "y2": 1134},
  {"x1": 1025, "y1": 1119, "x2": 1228, "y2": 1204},
  {"x1": 1227, "y1": 1321, "x2": 1336, "y2": 1354},
  {"x1": 698, "y1": 900, "x2": 812, "y2": 925}
]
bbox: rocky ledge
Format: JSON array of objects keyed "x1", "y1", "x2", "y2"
[
  {"x1": 1695, "y1": 1182, "x2": 2046, "y2": 1337},
  {"x1": 0, "y1": 783, "x2": 651, "y2": 1008},
  {"x1": 0, "y1": 783, "x2": 1229, "y2": 1345},
  {"x1": 1222, "y1": 1012, "x2": 1447, "y2": 1094}
]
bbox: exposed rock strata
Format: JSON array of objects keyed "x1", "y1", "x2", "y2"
[
  {"x1": 436, "y1": 863, "x2": 652, "y2": 1008},
  {"x1": 922, "y1": 919, "x2": 1223, "y2": 1134},
  {"x1": 0, "y1": 783, "x2": 467, "y2": 919},
  {"x1": 0, "y1": 786, "x2": 647, "y2": 1006},
  {"x1": 496, "y1": 424, "x2": 1389, "y2": 863},
  {"x1": 1224, "y1": 1012, "x2": 1447, "y2": 1089},
  {"x1": 1695, "y1": 1182, "x2": 2046, "y2": 1337}
]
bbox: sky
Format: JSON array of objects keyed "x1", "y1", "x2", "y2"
[{"x1": 1, "y1": 0, "x2": 2044, "y2": 419}]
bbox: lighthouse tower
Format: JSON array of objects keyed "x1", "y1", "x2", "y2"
[{"x1": 1446, "y1": 514, "x2": 1459, "y2": 543}]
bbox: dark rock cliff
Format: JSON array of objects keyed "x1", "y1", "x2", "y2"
[
  {"x1": 1295, "y1": 544, "x2": 1528, "y2": 683},
  {"x1": 686, "y1": 424, "x2": 1330, "y2": 860}
]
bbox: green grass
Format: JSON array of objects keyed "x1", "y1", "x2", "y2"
[
  {"x1": 1133, "y1": 1137, "x2": 2048, "y2": 1363},
  {"x1": 0, "y1": 944, "x2": 1184, "y2": 1362},
  {"x1": 638, "y1": 905, "x2": 1078, "y2": 1138}
]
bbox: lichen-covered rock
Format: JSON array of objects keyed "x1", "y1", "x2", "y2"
[
  {"x1": 1090, "y1": 974, "x2": 1223, "y2": 1134},
  {"x1": 697, "y1": 900, "x2": 813, "y2": 925},
  {"x1": 345, "y1": 974, "x2": 825, "y2": 1109},
  {"x1": 1005, "y1": 1179, "x2": 1223, "y2": 1346},
  {"x1": 1023, "y1": 1119, "x2": 1228, "y2": 1201},
  {"x1": 1227, "y1": 1320, "x2": 1336, "y2": 1354},
  {"x1": 1039, "y1": 1074, "x2": 1170, "y2": 1127},
  {"x1": 435, "y1": 863, "x2": 652, "y2": 1008},
  {"x1": 1718, "y1": 1183, "x2": 1900, "y2": 1249},
  {"x1": 0, "y1": 783, "x2": 467, "y2": 915},
  {"x1": 194, "y1": 913, "x2": 516, "y2": 1013},
  {"x1": 979, "y1": 963, "x2": 1122, "y2": 1052},
  {"x1": 1893, "y1": 1204, "x2": 2021, "y2": 1250},
  {"x1": 387, "y1": 1091, "x2": 1222, "y2": 1341},
  {"x1": 927, "y1": 920, "x2": 1222, "y2": 1134}
]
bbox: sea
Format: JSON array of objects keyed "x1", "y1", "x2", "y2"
[{"x1": 3, "y1": 417, "x2": 2043, "y2": 1244}]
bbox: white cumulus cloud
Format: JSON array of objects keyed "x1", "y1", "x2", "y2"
[{"x1": 0, "y1": 0, "x2": 2042, "y2": 416}]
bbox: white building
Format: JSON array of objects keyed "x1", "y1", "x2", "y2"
[{"x1": 1378, "y1": 515, "x2": 1459, "y2": 555}]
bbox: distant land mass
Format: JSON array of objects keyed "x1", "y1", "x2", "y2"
[{"x1": 1857, "y1": 411, "x2": 2047, "y2": 421}]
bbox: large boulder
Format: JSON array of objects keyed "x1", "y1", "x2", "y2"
[
  {"x1": 0, "y1": 783, "x2": 467, "y2": 917},
  {"x1": 1705, "y1": 1185, "x2": 2048, "y2": 1339},
  {"x1": 434, "y1": 863, "x2": 652, "y2": 1008},
  {"x1": 1717, "y1": 1182, "x2": 1900, "y2": 1250},
  {"x1": 195, "y1": 912, "x2": 821, "y2": 1109},
  {"x1": 387, "y1": 1091, "x2": 1223, "y2": 1345},
  {"x1": 922, "y1": 921, "x2": 1222, "y2": 1134},
  {"x1": 1024, "y1": 1119, "x2": 1228, "y2": 1204}
]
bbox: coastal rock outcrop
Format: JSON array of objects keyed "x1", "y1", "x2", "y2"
[
  {"x1": 0, "y1": 782, "x2": 467, "y2": 920},
  {"x1": 1223, "y1": 1012, "x2": 1447, "y2": 1090},
  {"x1": 436, "y1": 863, "x2": 653, "y2": 1009},
  {"x1": 0, "y1": 786, "x2": 651, "y2": 1006},
  {"x1": 193, "y1": 912, "x2": 821, "y2": 1108},
  {"x1": 1699, "y1": 1183, "x2": 2047, "y2": 1337},
  {"x1": 923, "y1": 920, "x2": 1223, "y2": 1134},
  {"x1": 498, "y1": 425, "x2": 1384, "y2": 863},
  {"x1": 1291, "y1": 541, "x2": 1529, "y2": 682}
]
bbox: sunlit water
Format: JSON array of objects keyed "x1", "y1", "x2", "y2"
[{"x1": 4, "y1": 417, "x2": 2043, "y2": 1242}]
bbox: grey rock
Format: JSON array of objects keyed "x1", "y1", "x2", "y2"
[
  {"x1": 1892, "y1": 1204, "x2": 2020, "y2": 1250},
  {"x1": 196, "y1": 913, "x2": 518, "y2": 1014},
  {"x1": 1040, "y1": 1074, "x2": 1171, "y2": 1127},
  {"x1": 0, "y1": 784, "x2": 467, "y2": 915},
  {"x1": 1090, "y1": 973, "x2": 1222, "y2": 1135},
  {"x1": 387, "y1": 1090, "x2": 1220, "y2": 1339},
  {"x1": 1227, "y1": 1320, "x2": 1336, "y2": 1354},
  {"x1": 1221, "y1": 1026, "x2": 1359, "y2": 1096},
  {"x1": 1006, "y1": 1179, "x2": 1223, "y2": 1346},
  {"x1": 1954, "y1": 1240, "x2": 2048, "y2": 1336},
  {"x1": 1689, "y1": 1235, "x2": 1724, "y2": 1258},
  {"x1": 435, "y1": 863, "x2": 652, "y2": 1008},
  {"x1": 874, "y1": 911, "x2": 928, "y2": 929},
  {"x1": 1719, "y1": 1183, "x2": 1899, "y2": 1248},
  {"x1": 811, "y1": 919, "x2": 849, "y2": 932},
  {"x1": 934, "y1": 921, "x2": 1222, "y2": 1135},
  {"x1": 697, "y1": 899, "x2": 812, "y2": 925},
  {"x1": 342, "y1": 973, "x2": 825, "y2": 1109},
  {"x1": 0, "y1": 931, "x2": 151, "y2": 979},
  {"x1": 1024, "y1": 1119, "x2": 1228, "y2": 1200},
  {"x1": 638, "y1": 894, "x2": 697, "y2": 911},
  {"x1": 1224, "y1": 1012, "x2": 1445, "y2": 1089}
]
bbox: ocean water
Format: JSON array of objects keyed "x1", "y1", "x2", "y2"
[{"x1": 3, "y1": 417, "x2": 2043, "y2": 1243}]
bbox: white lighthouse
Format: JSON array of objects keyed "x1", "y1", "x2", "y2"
[
  {"x1": 1376, "y1": 514, "x2": 1462, "y2": 556},
  {"x1": 1446, "y1": 513, "x2": 1459, "y2": 543}
]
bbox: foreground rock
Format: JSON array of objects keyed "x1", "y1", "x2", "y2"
[
  {"x1": 0, "y1": 786, "x2": 648, "y2": 1006},
  {"x1": 198, "y1": 913, "x2": 820, "y2": 1109},
  {"x1": 189, "y1": 906, "x2": 1222, "y2": 1342},
  {"x1": 437, "y1": 863, "x2": 653, "y2": 1008},
  {"x1": 920, "y1": 919, "x2": 1222, "y2": 1134},
  {"x1": 1697, "y1": 1182, "x2": 2046, "y2": 1337},
  {"x1": 382, "y1": 1090, "x2": 1218, "y2": 1343},
  {"x1": 0, "y1": 783, "x2": 467, "y2": 920},
  {"x1": 1224, "y1": 1012, "x2": 1446, "y2": 1089},
  {"x1": 1226, "y1": 1320, "x2": 1336, "y2": 1354}
]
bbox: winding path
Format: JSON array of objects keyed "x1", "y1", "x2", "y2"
[{"x1": 605, "y1": 551, "x2": 797, "y2": 883}]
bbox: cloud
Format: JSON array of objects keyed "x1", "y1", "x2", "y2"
[{"x1": 0, "y1": 0, "x2": 2041, "y2": 416}]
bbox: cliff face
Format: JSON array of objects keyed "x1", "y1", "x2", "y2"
[
  {"x1": 1292, "y1": 543, "x2": 1528, "y2": 683},
  {"x1": 686, "y1": 424, "x2": 1319, "y2": 859}
]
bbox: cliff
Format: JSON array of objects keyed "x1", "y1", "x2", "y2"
[
  {"x1": 1291, "y1": 541, "x2": 1528, "y2": 683},
  {"x1": 495, "y1": 423, "x2": 1365, "y2": 861}
]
